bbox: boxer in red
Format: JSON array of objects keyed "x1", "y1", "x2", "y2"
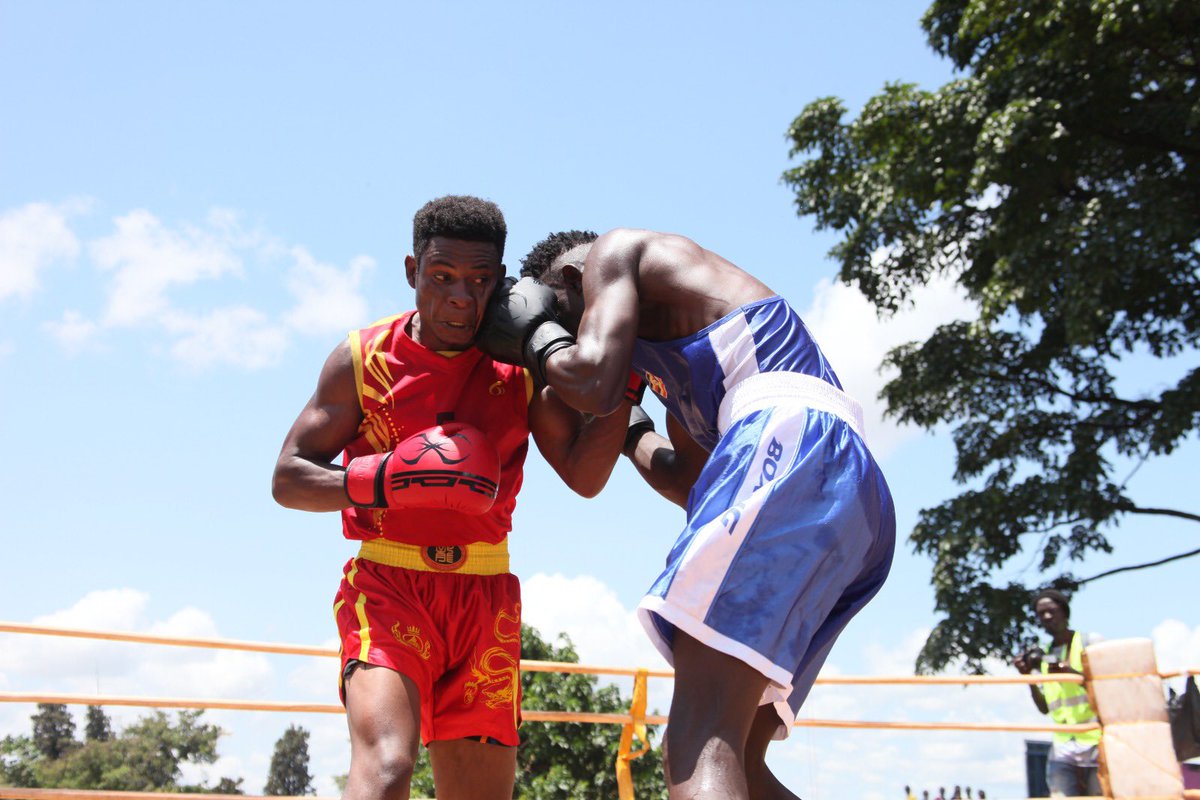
[{"x1": 271, "y1": 196, "x2": 633, "y2": 800}]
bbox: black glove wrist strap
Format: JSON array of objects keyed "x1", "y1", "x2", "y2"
[
  {"x1": 525, "y1": 321, "x2": 575, "y2": 385},
  {"x1": 625, "y1": 406, "x2": 656, "y2": 453}
]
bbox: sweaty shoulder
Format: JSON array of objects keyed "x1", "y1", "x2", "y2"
[
  {"x1": 623, "y1": 230, "x2": 774, "y2": 337},
  {"x1": 595, "y1": 228, "x2": 698, "y2": 267}
]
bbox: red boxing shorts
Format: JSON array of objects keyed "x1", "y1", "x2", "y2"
[{"x1": 333, "y1": 538, "x2": 522, "y2": 746}]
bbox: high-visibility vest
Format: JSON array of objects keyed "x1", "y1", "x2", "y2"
[{"x1": 1040, "y1": 631, "x2": 1102, "y2": 747}]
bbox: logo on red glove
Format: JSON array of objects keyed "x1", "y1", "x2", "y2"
[{"x1": 387, "y1": 423, "x2": 500, "y2": 513}]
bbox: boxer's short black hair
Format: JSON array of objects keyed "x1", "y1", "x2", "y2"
[
  {"x1": 413, "y1": 195, "x2": 507, "y2": 263},
  {"x1": 521, "y1": 230, "x2": 598, "y2": 279}
]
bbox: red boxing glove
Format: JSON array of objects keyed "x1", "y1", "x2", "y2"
[{"x1": 345, "y1": 422, "x2": 500, "y2": 515}]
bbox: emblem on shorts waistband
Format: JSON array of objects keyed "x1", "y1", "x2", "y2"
[
  {"x1": 422, "y1": 545, "x2": 467, "y2": 571},
  {"x1": 645, "y1": 371, "x2": 668, "y2": 399}
]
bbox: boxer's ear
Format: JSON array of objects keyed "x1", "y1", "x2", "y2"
[{"x1": 562, "y1": 263, "x2": 584, "y2": 295}]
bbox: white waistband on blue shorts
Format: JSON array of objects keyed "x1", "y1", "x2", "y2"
[{"x1": 717, "y1": 372, "x2": 866, "y2": 442}]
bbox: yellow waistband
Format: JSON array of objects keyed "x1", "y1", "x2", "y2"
[{"x1": 357, "y1": 538, "x2": 510, "y2": 576}]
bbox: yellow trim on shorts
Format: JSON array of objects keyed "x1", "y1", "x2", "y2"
[
  {"x1": 345, "y1": 559, "x2": 371, "y2": 662},
  {"x1": 357, "y1": 538, "x2": 510, "y2": 575}
]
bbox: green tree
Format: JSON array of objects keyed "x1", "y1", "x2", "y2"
[
  {"x1": 84, "y1": 706, "x2": 112, "y2": 743},
  {"x1": 31, "y1": 704, "x2": 77, "y2": 760},
  {"x1": 408, "y1": 624, "x2": 668, "y2": 799},
  {"x1": 0, "y1": 734, "x2": 41, "y2": 788},
  {"x1": 263, "y1": 724, "x2": 315, "y2": 796},
  {"x1": 212, "y1": 776, "x2": 246, "y2": 794},
  {"x1": 1, "y1": 707, "x2": 240, "y2": 793},
  {"x1": 784, "y1": 0, "x2": 1199, "y2": 672}
]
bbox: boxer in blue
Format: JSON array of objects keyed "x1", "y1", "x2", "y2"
[{"x1": 478, "y1": 228, "x2": 896, "y2": 800}]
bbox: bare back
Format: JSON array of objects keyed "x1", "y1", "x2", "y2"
[{"x1": 632, "y1": 232, "x2": 775, "y2": 342}]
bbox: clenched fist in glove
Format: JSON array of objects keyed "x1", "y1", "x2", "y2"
[
  {"x1": 344, "y1": 422, "x2": 500, "y2": 514},
  {"x1": 477, "y1": 276, "x2": 575, "y2": 385}
]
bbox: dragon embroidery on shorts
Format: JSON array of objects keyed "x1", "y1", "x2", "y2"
[
  {"x1": 463, "y1": 604, "x2": 521, "y2": 727},
  {"x1": 391, "y1": 623, "x2": 431, "y2": 661}
]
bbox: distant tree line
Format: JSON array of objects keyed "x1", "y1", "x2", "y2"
[
  {"x1": 0, "y1": 703, "x2": 245, "y2": 793},
  {"x1": 1, "y1": 624, "x2": 662, "y2": 797}
]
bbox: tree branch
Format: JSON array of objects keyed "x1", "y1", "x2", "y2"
[
  {"x1": 1075, "y1": 546, "x2": 1200, "y2": 585},
  {"x1": 959, "y1": 365, "x2": 1159, "y2": 411},
  {"x1": 1123, "y1": 505, "x2": 1200, "y2": 524},
  {"x1": 1018, "y1": 517, "x2": 1088, "y2": 536}
]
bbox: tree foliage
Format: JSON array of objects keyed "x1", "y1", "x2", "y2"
[
  {"x1": 31, "y1": 704, "x2": 77, "y2": 760},
  {"x1": 408, "y1": 624, "x2": 668, "y2": 799},
  {"x1": 84, "y1": 706, "x2": 112, "y2": 743},
  {"x1": 264, "y1": 725, "x2": 315, "y2": 796},
  {"x1": 784, "y1": 0, "x2": 1199, "y2": 672},
  {"x1": 0, "y1": 706, "x2": 242, "y2": 793}
]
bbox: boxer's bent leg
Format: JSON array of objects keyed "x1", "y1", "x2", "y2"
[
  {"x1": 343, "y1": 663, "x2": 422, "y2": 800},
  {"x1": 666, "y1": 630, "x2": 770, "y2": 800},
  {"x1": 427, "y1": 739, "x2": 516, "y2": 800},
  {"x1": 744, "y1": 706, "x2": 802, "y2": 800}
]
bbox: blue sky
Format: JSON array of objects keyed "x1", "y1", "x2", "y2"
[{"x1": 2, "y1": 2, "x2": 1197, "y2": 798}]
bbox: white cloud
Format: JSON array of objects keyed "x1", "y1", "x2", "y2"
[
  {"x1": 522, "y1": 572, "x2": 672, "y2": 712},
  {"x1": 286, "y1": 635, "x2": 342, "y2": 700},
  {"x1": 35, "y1": 587, "x2": 151, "y2": 630},
  {"x1": 522, "y1": 572, "x2": 663, "y2": 670},
  {"x1": 89, "y1": 209, "x2": 242, "y2": 327},
  {"x1": 1153, "y1": 619, "x2": 1200, "y2": 696},
  {"x1": 24, "y1": 205, "x2": 374, "y2": 370},
  {"x1": 284, "y1": 248, "x2": 374, "y2": 335},
  {"x1": 801, "y1": 273, "x2": 976, "y2": 460},
  {"x1": 0, "y1": 202, "x2": 81, "y2": 301},
  {"x1": 164, "y1": 306, "x2": 290, "y2": 370},
  {"x1": 43, "y1": 309, "x2": 101, "y2": 352}
]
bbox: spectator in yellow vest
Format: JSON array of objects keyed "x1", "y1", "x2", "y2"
[{"x1": 1013, "y1": 589, "x2": 1103, "y2": 797}]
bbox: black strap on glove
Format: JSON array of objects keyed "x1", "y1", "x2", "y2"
[{"x1": 625, "y1": 405, "x2": 656, "y2": 453}]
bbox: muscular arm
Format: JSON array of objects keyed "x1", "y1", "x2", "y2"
[
  {"x1": 623, "y1": 413, "x2": 709, "y2": 509},
  {"x1": 271, "y1": 340, "x2": 363, "y2": 511},
  {"x1": 528, "y1": 384, "x2": 631, "y2": 498},
  {"x1": 543, "y1": 229, "x2": 648, "y2": 416}
]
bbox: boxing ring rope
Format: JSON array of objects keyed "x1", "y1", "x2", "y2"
[
  {"x1": 1, "y1": 622, "x2": 1196, "y2": 800},
  {"x1": 19, "y1": 621, "x2": 1196, "y2": 680}
]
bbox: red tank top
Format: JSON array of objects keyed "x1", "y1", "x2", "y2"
[{"x1": 341, "y1": 311, "x2": 532, "y2": 546}]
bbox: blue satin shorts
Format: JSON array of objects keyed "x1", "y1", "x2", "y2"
[{"x1": 637, "y1": 404, "x2": 895, "y2": 737}]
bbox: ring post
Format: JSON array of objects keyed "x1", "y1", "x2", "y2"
[{"x1": 616, "y1": 668, "x2": 650, "y2": 800}]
